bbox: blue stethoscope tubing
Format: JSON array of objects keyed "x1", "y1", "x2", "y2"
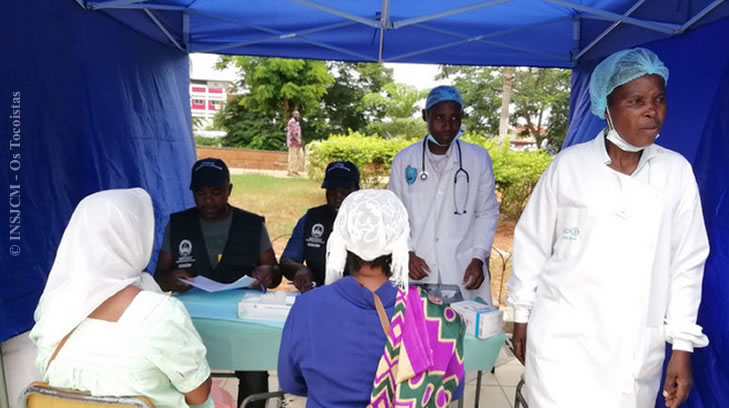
[{"x1": 419, "y1": 137, "x2": 470, "y2": 215}]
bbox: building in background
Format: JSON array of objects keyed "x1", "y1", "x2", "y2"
[{"x1": 189, "y1": 53, "x2": 238, "y2": 131}]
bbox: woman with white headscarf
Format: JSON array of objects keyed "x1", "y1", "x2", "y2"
[
  {"x1": 507, "y1": 48, "x2": 709, "y2": 408},
  {"x1": 30, "y1": 188, "x2": 214, "y2": 408},
  {"x1": 277, "y1": 189, "x2": 465, "y2": 408}
]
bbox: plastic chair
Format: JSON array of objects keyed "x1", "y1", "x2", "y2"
[
  {"x1": 22, "y1": 382, "x2": 155, "y2": 408},
  {"x1": 240, "y1": 391, "x2": 285, "y2": 408}
]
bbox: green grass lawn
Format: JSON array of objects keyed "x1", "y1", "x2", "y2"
[{"x1": 229, "y1": 174, "x2": 326, "y2": 254}]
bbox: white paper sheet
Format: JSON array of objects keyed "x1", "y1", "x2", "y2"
[{"x1": 179, "y1": 274, "x2": 257, "y2": 292}]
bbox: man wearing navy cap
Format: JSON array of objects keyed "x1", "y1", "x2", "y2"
[
  {"x1": 155, "y1": 157, "x2": 279, "y2": 408},
  {"x1": 388, "y1": 86, "x2": 500, "y2": 303},
  {"x1": 280, "y1": 161, "x2": 360, "y2": 292}
]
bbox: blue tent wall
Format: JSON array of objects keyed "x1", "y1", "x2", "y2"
[
  {"x1": 0, "y1": 0, "x2": 196, "y2": 342},
  {"x1": 565, "y1": 17, "x2": 729, "y2": 408}
]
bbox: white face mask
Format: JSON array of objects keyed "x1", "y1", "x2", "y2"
[
  {"x1": 604, "y1": 109, "x2": 658, "y2": 152},
  {"x1": 427, "y1": 125, "x2": 465, "y2": 147}
]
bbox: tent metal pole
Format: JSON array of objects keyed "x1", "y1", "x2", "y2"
[
  {"x1": 197, "y1": 21, "x2": 357, "y2": 54},
  {"x1": 419, "y1": 16, "x2": 572, "y2": 44},
  {"x1": 393, "y1": 0, "x2": 513, "y2": 29},
  {"x1": 408, "y1": 22, "x2": 569, "y2": 62},
  {"x1": 543, "y1": 0, "x2": 678, "y2": 34},
  {"x1": 74, "y1": 0, "x2": 88, "y2": 9},
  {"x1": 387, "y1": 36, "x2": 482, "y2": 62},
  {"x1": 87, "y1": 0, "x2": 146, "y2": 9},
  {"x1": 387, "y1": 30, "x2": 567, "y2": 64},
  {"x1": 290, "y1": 0, "x2": 380, "y2": 28},
  {"x1": 0, "y1": 350, "x2": 9, "y2": 408},
  {"x1": 86, "y1": 3, "x2": 187, "y2": 11},
  {"x1": 144, "y1": 9, "x2": 185, "y2": 52},
  {"x1": 187, "y1": 9, "x2": 281, "y2": 35},
  {"x1": 574, "y1": 0, "x2": 649, "y2": 61},
  {"x1": 679, "y1": 0, "x2": 726, "y2": 33},
  {"x1": 571, "y1": 14, "x2": 581, "y2": 64},
  {"x1": 183, "y1": 13, "x2": 190, "y2": 53},
  {"x1": 296, "y1": 37, "x2": 377, "y2": 61},
  {"x1": 378, "y1": 0, "x2": 390, "y2": 62}
]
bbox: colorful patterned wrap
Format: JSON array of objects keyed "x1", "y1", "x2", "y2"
[{"x1": 369, "y1": 286, "x2": 465, "y2": 408}]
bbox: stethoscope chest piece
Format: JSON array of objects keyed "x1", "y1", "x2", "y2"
[{"x1": 420, "y1": 171, "x2": 429, "y2": 181}]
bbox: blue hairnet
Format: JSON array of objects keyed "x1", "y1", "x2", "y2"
[
  {"x1": 589, "y1": 48, "x2": 669, "y2": 118},
  {"x1": 425, "y1": 85, "x2": 463, "y2": 110}
]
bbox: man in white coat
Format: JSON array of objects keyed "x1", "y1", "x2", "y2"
[
  {"x1": 507, "y1": 48, "x2": 709, "y2": 408},
  {"x1": 389, "y1": 86, "x2": 500, "y2": 302}
]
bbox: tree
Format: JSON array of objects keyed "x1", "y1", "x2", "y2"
[
  {"x1": 319, "y1": 62, "x2": 394, "y2": 136},
  {"x1": 217, "y1": 56, "x2": 334, "y2": 142},
  {"x1": 438, "y1": 66, "x2": 571, "y2": 146},
  {"x1": 498, "y1": 67, "x2": 514, "y2": 144},
  {"x1": 361, "y1": 82, "x2": 428, "y2": 138},
  {"x1": 437, "y1": 66, "x2": 503, "y2": 136},
  {"x1": 212, "y1": 94, "x2": 284, "y2": 151},
  {"x1": 510, "y1": 68, "x2": 571, "y2": 148}
]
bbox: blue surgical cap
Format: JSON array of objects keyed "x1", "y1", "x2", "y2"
[
  {"x1": 425, "y1": 85, "x2": 463, "y2": 110},
  {"x1": 589, "y1": 48, "x2": 669, "y2": 118}
]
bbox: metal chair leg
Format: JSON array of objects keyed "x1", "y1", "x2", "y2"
[
  {"x1": 473, "y1": 370, "x2": 482, "y2": 408},
  {"x1": 240, "y1": 391, "x2": 285, "y2": 408},
  {"x1": 514, "y1": 377, "x2": 528, "y2": 408}
]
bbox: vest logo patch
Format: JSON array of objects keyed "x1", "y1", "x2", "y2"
[
  {"x1": 179, "y1": 239, "x2": 193, "y2": 256},
  {"x1": 306, "y1": 223, "x2": 326, "y2": 247},
  {"x1": 176, "y1": 239, "x2": 195, "y2": 266},
  {"x1": 311, "y1": 223, "x2": 324, "y2": 239}
]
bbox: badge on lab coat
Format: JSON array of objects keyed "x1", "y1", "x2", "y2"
[{"x1": 405, "y1": 166, "x2": 417, "y2": 185}]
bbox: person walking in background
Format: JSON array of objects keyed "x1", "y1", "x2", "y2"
[{"x1": 287, "y1": 110, "x2": 304, "y2": 176}]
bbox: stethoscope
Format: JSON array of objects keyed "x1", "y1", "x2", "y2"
[{"x1": 419, "y1": 137, "x2": 470, "y2": 215}]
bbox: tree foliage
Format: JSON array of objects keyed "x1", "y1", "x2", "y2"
[
  {"x1": 437, "y1": 66, "x2": 503, "y2": 136},
  {"x1": 220, "y1": 56, "x2": 333, "y2": 118},
  {"x1": 510, "y1": 68, "x2": 571, "y2": 148},
  {"x1": 212, "y1": 94, "x2": 284, "y2": 151},
  {"x1": 438, "y1": 66, "x2": 571, "y2": 148},
  {"x1": 318, "y1": 62, "x2": 394, "y2": 136},
  {"x1": 361, "y1": 82, "x2": 428, "y2": 139}
]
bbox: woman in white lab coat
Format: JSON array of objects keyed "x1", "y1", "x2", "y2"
[
  {"x1": 507, "y1": 48, "x2": 709, "y2": 408},
  {"x1": 389, "y1": 86, "x2": 500, "y2": 303}
]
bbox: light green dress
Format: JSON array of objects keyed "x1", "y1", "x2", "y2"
[{"x1": 30, "y1": 291, "x2": 213, "y2": 408}]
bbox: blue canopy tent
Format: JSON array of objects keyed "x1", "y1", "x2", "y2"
[{"x1": 2, "y1": 0, "x2": 727, "y2": 406}]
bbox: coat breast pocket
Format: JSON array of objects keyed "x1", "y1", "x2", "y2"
[{"x1": 553, "y1": 207, "x2": 592, "y2": 259}]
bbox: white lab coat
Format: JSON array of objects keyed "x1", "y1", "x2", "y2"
[
  {"x1": 389, "y1": 139, "x2": 500, "y2": 302},
  {"x1": 507, "y1": 131, "x2": 709, "y2": 408}
]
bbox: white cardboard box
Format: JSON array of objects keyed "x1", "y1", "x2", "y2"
[
  {"x1": 450, "y1": 300, "x2": 504, "y2": 339},
  {"x1": 237, "y1": 292, "x2": 296, "y2": 321}
]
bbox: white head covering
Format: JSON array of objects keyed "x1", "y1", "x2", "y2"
[
  {"x1": 325, "y1": 189, "x2": 410, "y2": 290},
  {"x1": 32, "y1": 188, "x2": 161, "y2": 349}
]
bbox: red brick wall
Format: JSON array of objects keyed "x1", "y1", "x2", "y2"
[{"x1": 196, "y1": 146, "x2": 288, "y2": 170}]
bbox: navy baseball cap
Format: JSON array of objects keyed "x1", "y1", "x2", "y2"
[
  {"x1": 425, "y1": 85, "x2": 464, "y2": 110},
  {"x1": 322, "y1": 161, "x2": 360, "y2": 189},
  {"x1": 190, "y1": 158, "x2": 230, "y2": 190}
]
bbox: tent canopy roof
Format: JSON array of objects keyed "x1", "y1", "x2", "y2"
[{"x1": 83, "y1": 0, "x2": 729, "y2": 67}]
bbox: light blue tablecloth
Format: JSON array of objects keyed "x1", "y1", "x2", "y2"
[{"x1": 177, "y1": 289, "x2": 505, "y2": 371}]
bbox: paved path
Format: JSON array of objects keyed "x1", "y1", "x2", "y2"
[{"x1": 229, "y1": 168, "x2": 300, "y2": 178}]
